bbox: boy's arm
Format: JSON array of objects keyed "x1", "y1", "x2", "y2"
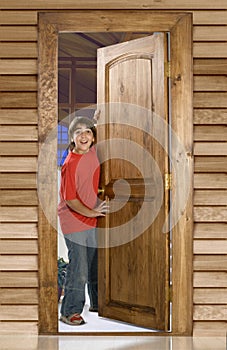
[{"x1": 66, "y1": 198, "x2": 108, "y2": 217}]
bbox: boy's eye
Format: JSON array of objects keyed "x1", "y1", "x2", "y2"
[{"x1": 74, "y1": 129, "x2": 92, "y2": 136}]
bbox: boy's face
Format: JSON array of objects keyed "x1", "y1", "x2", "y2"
[{"x1": 72, "y1": 123, "x2": 94, "y2": 154}]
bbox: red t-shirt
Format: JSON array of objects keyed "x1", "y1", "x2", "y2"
[{"x1": 58, "y1": 146, "x2": 100, "y2": 234}]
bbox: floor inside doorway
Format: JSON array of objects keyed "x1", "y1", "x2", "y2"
[{"x1": 58, "y1": 286, "x2": 158, "y2": 333}]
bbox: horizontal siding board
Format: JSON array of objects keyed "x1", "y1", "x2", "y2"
[
  {"x1": 0, "y1": 60, "x2": 37, "y2": 74},
  {"x1": 194, "y1": 109, "x2": 227, "y2": 125},
  {"x1": 0, "y1": 0, "x2": 226, "y2": 9},
  {"x1": 194, "y1": 223, "x2": 227, "y2": 239},
  {"x1": 0, "y1": 207, "x2": 38, "y2": 222},
  {"x1": 194, "y1": 76, "x2": 227, "y2": 92},
  {"x1": 194, "y1": 190, "x2": 227, "y2": 205},
  {"x1": 193, "y1": 59, "x2": 227, "y2": 75},
  {"x1": 0, "y1": 190, "x2": 38, "y2": 205},
  {"x1": 192, "y1": 11, "x2": 227, "y2": 24},
  {"x1": 0, "y1": 256, "x2": 38, "y2": 270},
  {"x1": 194, "y1": 43, "x2": 227, "y2": 58},
  {"x1": 194, "y1": 157, "x2": 227, "y2": 172},
  {"x1": 0, "y1": 92, "x2": 37, "y2": 108},
  {"x1": 0, "y1": 174, "x2": 37, "y2": 188},
  {"x1": 0, "y1": 75, "x2": 37, "y2": 91},
  {"x1": 0, "y1": 240, "x2": 38, "y2": 254},
  {"x1": 0, "y1": 288, "x2": 38, "y2": 304},
  {"x1": 193, "y1": 305, "x2": 227, "y2": 321},
  {"x1": 0, "y1": 43, "x2": 37, "y2": 58},
  {"x1": 194, "y1": 240, "x2": 227, "y2": 254},
  {"x1": 0, "y1": 305, "x2": 38, "y2": 321},
  {"x1": 194, "y1": 144, "x2": 227, "y2": 156},
  {"x1": 0, "y1": 322, "x2": 38, "y2": 335},
  {"x1": 193, "y1": 321, "x2": 227, "y2": 337},
  {"x1": 194, "y1": 174, "x2": 227, "y2": 189},
  {"x1": 0, "y1": 126, "x2": 38, "y2": 141},
  {"x1": 194, "y1": 125, "x2": 227, "y2": 141},
  {"x1": 0, "y1": 26, "x2": 37, "y2": 41},
  {"x1": 194, "y1": 255, "x2": 227, "y2": 270},
  {"x1": 0, "y1": 109, "x2": 37, "y2": 124},
  {"x1": 193, "y1": 26, "x2": 227, "y2": 41},
  {"x1": 0, "y1": 157, "x2": 37, "y2": 172},
  {"x1": 0, "y1": 272, "x2": 38, "y2": 287},
  {"x1": 0, "y1": 223, "x2": 38, "y2": 239},
  {"x1": 194, "y1": 92, "x2": 227, "y2": 108},
  {"x1": 194, "y1": 288, "x2": 227, "y2": 304},
  {"x1": 194, "y1": 272, "x2": 227, "y2": 287},
  {"x1": 0, "y1": 10, "x2": 37, "y2": 24},
  {"x1": 0, "y1": 142, "x2": 38, "y2": 156},
  {"x1": 194, "y1": 206, "x2": 227, "y2": 222}
]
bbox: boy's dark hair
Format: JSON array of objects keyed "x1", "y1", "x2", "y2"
[{"x1": 68, "y1": 116, "x2": 97, "y2": 151}]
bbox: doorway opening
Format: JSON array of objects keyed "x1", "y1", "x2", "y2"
[{"x1": 57, "y1": 31, "x2": 172, "y2": 333}]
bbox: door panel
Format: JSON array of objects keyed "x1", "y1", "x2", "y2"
[{"x1": 97, "y1": 34, "x2": 170, "y2": 331}]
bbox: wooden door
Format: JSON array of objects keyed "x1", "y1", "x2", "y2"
[{"x1": 97, "y1": 34, "x2": 170, "y2": 331}]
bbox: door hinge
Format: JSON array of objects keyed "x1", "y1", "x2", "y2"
[
  {"x1": 164, "y1": 173, "x2": 172, "y2": 190},
  {"x1": 165, "y1": 61, "x2": 171, "y2": 78}
]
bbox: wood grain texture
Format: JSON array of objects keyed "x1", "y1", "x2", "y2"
[
  {"x1": 193, "y1": 321, "x2": 227, "y2": 337},
  {"x1": 0, "y1": 256, "x2": 38, "y2": 270},
  {"x1": 0, "y1": 305, "x2": 38, "y2": 320},
  {"x1": 0, "y1": 10, "x2": 37, "y2": 24},
  {"x1": 194, "y1": 206, "x2": 227, "y2": 222},
  {"x1": 0, "y1": 126, "x2": 37, "y2": 141},
  {"x1": 194, "y1": 174, "x2": 227, "y2": 189},
  {"x1": 0, "y1": 207, "x2": 38, "y2": 222},
  {"x1": 0, "y1": 322, "x2": 38, "y2": 335},
  {"x1": 0, "y1": 43, "x2": 37, "y2": 58},
  {"x1": 0, "y1": 1, "x2": 226, "y2": 336},
  {"x1": 194, "y1": 109, "x2": 227, "y2": 124},
  {"x1": 0, "y1": 240, "x2": 38, "y2": 254},
  {"x1": 0, "y1": 288, "x2": 38, "y2": 305},
  {"x1": 194, "y1": 240, "x2": 227, "y2": 254},
  {"x1": 0, "y1": 109, "x2": 37, "y2": 124},
  {"x1": 194, "y1": 305, "x2": 227, "y2": 321},
  {"x1": 0, "y1": 158, "x2": 37, "y2": 172},
  {"x1": 192, "y1": 10, "x2": 227, "y2": 24},
  {"x1": 194, "y1": 59, "x2": 227, "y2": 75},
  {"x1": 0, "y1": 60, "x2": 37, "y2": 74},
  {"x1": 194, "y1": 223, "x2": 227, "y2": 239},
  {"x1": 194, "y1": 255, "x2": 227, "y2": 270},
  {"x1": 0, "y1": 223, "x2": 38, "y2": 239},
  {"x1": 194, "y1": 125, "x2": 227, "y2": 141},
  {"x1": 1, "y1": 0, "x2": 227, "y2": 9},
  {"x1": 0, "y1": 174, "x2": 37, "y2": 188},
  {"x1": 194, "y1": 144, "x2": 227, "y2": 156},
  {"x1": 194, "y1": 156, "x2": 227, "y2": 173},
  {"x1": 194, "y1": 43, "x2": 227, "y2": 58},
  {"x1": 194, "y1": 76, "x2": 227, "y2": 92},
  {"x1": 194, "y1": 288, "x2": 227, "y2": 303},
  {"x1": 0, "y1": 143, "x2": 38, "y2": 156},
  {"x1": 194, "y1": 92, "x2": 227, "y2": 108},
  {"x1": 193, "y1": 26, "x2": 227, "y2": 41},
  {"x1": 0, "y1": 26, "x2": 37, "y2": 41},
  {"x1": 0, "y1": 92, "x2": 37, "y2": 108},
  {"x1": 194, "y1": 272, "x2": 227, "y2": 287},
  {"x1": 0, "y1": 272, "x2": 38, "y2": 287},
  {"x1": 194, "y1": 190, "x2": 227, "y2": 205}
]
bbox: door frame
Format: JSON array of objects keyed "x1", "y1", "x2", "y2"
[{"x1": 38, "y1": 10, "x2": 193, "y2": 335}]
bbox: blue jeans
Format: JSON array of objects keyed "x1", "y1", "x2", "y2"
[{"x1": 60, "y1": 228, "x2": 98, "y2": 316}]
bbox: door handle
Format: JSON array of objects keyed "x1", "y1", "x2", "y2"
[{"x1": 98, "y1": 188, "x2": 105, "y2": 195}]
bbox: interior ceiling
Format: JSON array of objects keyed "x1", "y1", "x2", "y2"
[{"x1": 58, "y1": 32, "x2": 152, "y2": 58}]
